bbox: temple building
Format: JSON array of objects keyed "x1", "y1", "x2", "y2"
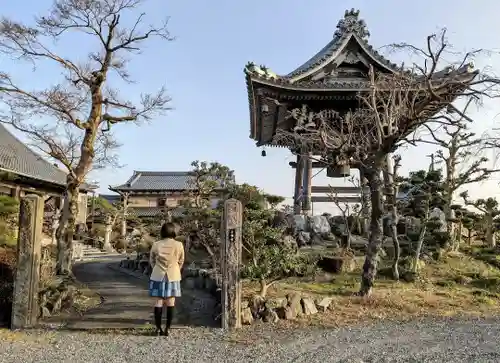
[
  {"x1": 0, "y1": 123, "x2": 89, "y2": 223},
  {"x1": 106, "y1": 171, "x2": 228, "y2": 220},
  {"x1": 243, "y1": 8, "x2": 475, "y2": 215}
]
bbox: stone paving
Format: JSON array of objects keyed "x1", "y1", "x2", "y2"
[{"x1": 55, "y1": 258, "x2": 218, "y2": 330}]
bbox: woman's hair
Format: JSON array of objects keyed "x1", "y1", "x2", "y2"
[{"x1": 160, "y1": 222, "x2": 180, "y2": 239}]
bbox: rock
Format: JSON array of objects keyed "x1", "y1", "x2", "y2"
[
  {"x1": 241, "y1": 307, "x2": 254, "y2": 325},
  {"x1": 276, "y1": 306, "x2": 297, "y2": 320},
  {"x1": 316, "y1": 297, "x2": 333, "y2": 312},
  {"x1": 40, "y1": 306, "x2": 51, "y2": 318},
  {"x1": 310, "y1": 215, "x2": 331, "y2": 234},
  {"x1": 293, "y1": 215, "x2": 308, "y2": 232},
  {"x1": 429, "y1": 208, "x2": 446, "y2": 232},
  {"x1": 317, "y1": 256, "x2": 356, "y2": 274},
  {"x1": 286, "y1": 292, "x2": 303, "y2": 317},
  {"x1": 250, "y1": 295, "x2": 266, "y2": 318},
  {"x1": 266, "y1": 297, "x2": 287, "y2": 309},
  {"x1": 301, "y1": 297, "x2": 318, "y2": 315},
  {"x1": 262, "y1": 307, "x2": 279, "y2": 323},
  {"x1": 296, "y1": 231, "x2": 311, "y2": 247}
]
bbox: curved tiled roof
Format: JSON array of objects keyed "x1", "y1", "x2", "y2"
[
  {"x1": 110, "y1": 171, "x2": 232, "y2": 192},
  {"x1": 0, "y1": 123, "x2": 68, "y2": 187}
]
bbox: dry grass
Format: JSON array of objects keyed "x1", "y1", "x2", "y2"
[{"x1": 242, "y1": 252, "x2": 500, "y2": 328}]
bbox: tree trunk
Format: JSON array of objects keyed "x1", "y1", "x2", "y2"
[
  {"x1": 359, "y1": 166, "x2": 384, "y2": 297},
  {"x1": 443, "y1": 193, "x2": 454, "y2": 250},
  {"x1": 382, "y1": 154, "x2": 400, "y2": 281},
  {"x1": 455, "y1": 221, "x2": 463, "y2": 251},
  {"x1": 486, "y1": 214, "x2": 495, "y2": 247},
  {"x1": 413, "y1": 208, "x2": 429, "y2": 274},
  {"x1": 259, "y1": 278, "x2": 270, "y2": 298},
  {"x1": 56, "y1": 182, "x2": 79, "y2": 275}
]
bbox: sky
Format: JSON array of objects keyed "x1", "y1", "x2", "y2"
[{"x1": 3, "y1": 0, "x2": 500, "y2": 215}]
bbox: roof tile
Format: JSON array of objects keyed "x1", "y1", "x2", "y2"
[
  {"x1": 0, "y1": 123, "x2": 68, "y2": 187},
  {"x1": 111, "y1": 171, "x2": 228, "y2": 191}
]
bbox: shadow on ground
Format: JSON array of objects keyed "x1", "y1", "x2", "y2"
[{"x1": 41, "y1": 260, "x2": 219, "y2": 331}]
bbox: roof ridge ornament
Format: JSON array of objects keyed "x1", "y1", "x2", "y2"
[{"x1": 334, "y1": 8, "x2": 370, "y2": 40}]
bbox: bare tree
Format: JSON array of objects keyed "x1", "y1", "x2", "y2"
[
  {"x1": 460, "y1": 192, "x2": 499, "y2": 247},
  {"x1": 276, "y1": 30, "x2": 500, "y2": 296},
  {"x1": 0, "y1": 0, "x2": 172, "y2": 274},
  {"x1": 327, "y1": 175, "x2": 366, "y2": 250},
  {"x1": 411, "y1": 122, "x2": 497, "y2": 249}
]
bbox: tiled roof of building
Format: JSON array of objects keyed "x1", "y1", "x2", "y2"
[
  {"x1": 0, "y1": 123, "x2": 69, "y2": 187},
  {"x1": 110, "y1": 171, "x2": 230, "y2": 192}
]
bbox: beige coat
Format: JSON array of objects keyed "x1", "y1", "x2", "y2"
[{"x1": 149, "y1": 238, "x2": 185, "y2": 282}]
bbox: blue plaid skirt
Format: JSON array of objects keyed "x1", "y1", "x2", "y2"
[{"x1": 149, "y1": 277, "x2": 182, "y2": 298}]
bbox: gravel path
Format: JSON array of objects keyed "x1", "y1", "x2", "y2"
[
  {"x1": 4, "y1": 259, "x2": 499, "y2": 362},
  {"x1": 1, "y1": 316, "x2": 500, "y2": 362}
]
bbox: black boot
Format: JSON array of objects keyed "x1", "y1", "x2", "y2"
[
  {"x1": 165, "y1": 306, "x2": 174, "y2": 336},
  {"x1": 154, "y1": 306, "x2": 163, "y2": 336}
]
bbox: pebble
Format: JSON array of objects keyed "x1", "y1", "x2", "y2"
[{"x1": 1, "y1": 316, "x2": 500, "y2": 362}]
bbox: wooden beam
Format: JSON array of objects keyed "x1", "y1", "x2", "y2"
[
  {"x1": 289, "y1": 161, "x2": 327, "y2": 169},
  {"x1": 312, "y1": 185, "x2": 393, "y2": 195},
  {"x1": 311, "y1": 196, "x2": 361, "y2": 203},
  {"x1": 312, "y1": 186, "x2": 365, "y2": 194}
]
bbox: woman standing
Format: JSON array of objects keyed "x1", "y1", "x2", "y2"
[{"x1": 149, "y1": 222, "x2": 185, "y2": 336}]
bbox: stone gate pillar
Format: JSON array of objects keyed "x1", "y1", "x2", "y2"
[
  {"x1": 220, "y1": 198, "x2": 243, "y2": 329},
  {"x1": 11, "y1": 194, "x2": 44, "y2": 330}
]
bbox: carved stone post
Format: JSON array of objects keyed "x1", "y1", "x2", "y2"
[
  {"x1": 11, "y1": 195, "x2": 44, "y2": 330},
  {"x1": 121, "y1": 192, "x2": 129, "y2": 239},
  {"x1": 220, "y1": 199, "x2": 242, "y2": 329},
  {"x1": 103, "y1": 215, "x2": 113, "y2": 252}
]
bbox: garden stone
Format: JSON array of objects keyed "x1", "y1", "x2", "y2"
[
  {"x1": 265, "y1": 297, "x2": 287, "y2": 309},
  {"x1": 250, "y1": 295, "x2": 266, "y2": 318},
  {"x1": 316, "y1": 297, "x2": 333, "y2": 312},
  {"x1": 296, "y1": 231, "x2": 311, "y2": 247},
  {"x1": 310, "y1": 215, "x2": 331, "y2": 234},
  {"x1": 293, "y1": 215, "x2": 308, "y2": 232},
  {"x1": 262, "y1": 307, "x2": 279, "y2": 323},
  {"x1": 287, "y1": 292, "x2": 303, "y2": 317},
  {"x1": 241, "y1": 307, "x2": 253, "y2": 325},
  {"x1": 276, "y1": 306, "x2": 296, "y2": 320},
  {"x1": 301, "y1": 297, "x2": 318, "y2": 315}
]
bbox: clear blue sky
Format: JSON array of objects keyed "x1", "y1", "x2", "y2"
[{"x1": 3, "y1": 0, "x2": 500, "y2": 214}]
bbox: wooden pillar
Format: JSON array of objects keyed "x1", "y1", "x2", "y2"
[
  {"x1": 10, "y1": 185, "x2": 21, "y2": 200},
  {"x1": 220, "y1": 198, "x2": 242, "y2": 330},
  {"x1": 301, "y1": 153, "x2": 313, "y2": 215},
  {"x1": 11, "y1": 194, "x2": 44, "y2": 330},
  {"x1": 293, "y1": 154, "x2": 304, "y2": 215}
]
